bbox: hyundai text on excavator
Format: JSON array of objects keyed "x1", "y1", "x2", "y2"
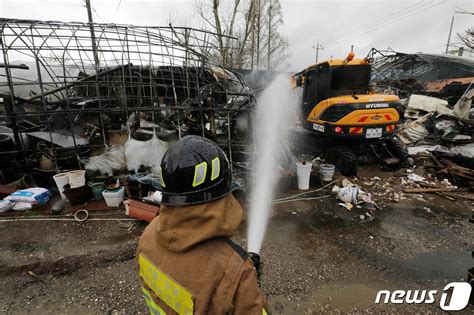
[{"x1": 291, "y1": 52, "x2": 408, "y2": 176}]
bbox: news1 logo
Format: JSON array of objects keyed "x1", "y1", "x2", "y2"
[{"x1": 375, "y1": 282, "x2": 472, "y2": 311}]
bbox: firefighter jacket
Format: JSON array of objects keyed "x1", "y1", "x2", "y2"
[{"x1": 136, "y1": 193, "x2": 268, "y2": 314}]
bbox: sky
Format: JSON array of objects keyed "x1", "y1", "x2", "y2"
[{"x1": 1, "y1": 0, "x2": 473, "y2": 71}]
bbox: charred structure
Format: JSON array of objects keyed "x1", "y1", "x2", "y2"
[{"x1": 0, "y1": 19, "x2": 255, "y2": 185}]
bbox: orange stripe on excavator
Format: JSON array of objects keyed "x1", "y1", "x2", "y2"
[
  {"x1": 384, "y1": 114, "x2": 392, "y2": 121},
  {"x1": 358, "y1": 116, "x2": 369, "y2": 122},
  {"x1": 350, "y1": 127, "x2": 363, "y2": 134}
]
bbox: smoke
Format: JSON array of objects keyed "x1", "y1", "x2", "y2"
[{"x1": 247, "y1": 74, "x2": 299, "y2": 254}]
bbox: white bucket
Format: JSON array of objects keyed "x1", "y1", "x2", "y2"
[
  {"x1": 102, "y1": 186, "x2": 125, "y2": 207},
  {"x1": 68, "y1": 170, "x2": 86, "y2": 189},
  {"x1": 53, "y1": 172, "x2": 70, "y2": 200},
  {"x1": 296, "y1": 162, "x2": 313, "y2": 190},
  {"x1": 320, "y1": 164, "x2": 335, "y2": 182}
]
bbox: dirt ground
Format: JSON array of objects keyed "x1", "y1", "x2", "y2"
[{"x1": 0, "y1": 169, "x2": 473, "y2": 314}]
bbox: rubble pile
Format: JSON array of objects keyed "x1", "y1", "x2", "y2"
[{"x1": 397, "y1": 91, "x2": 474, "y2": 188}]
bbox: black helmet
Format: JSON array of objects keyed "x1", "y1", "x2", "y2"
[{"x1": 160, "y1": 135, "x2": 231, "y2": 206}]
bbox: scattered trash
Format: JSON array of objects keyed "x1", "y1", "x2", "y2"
[
  {"x1": 5, "y1": 187, "x2": 50, "y2": 205},
  {"x1": 404, "y1": 94, "x2": 454, "y2": 118},
  {"x1": 407, "y1": 173, "x2": 426, "y2": 183},
  {"x1": 50, "y1": 199, "x2": 66, "y2": 215},
  {"x1": 398, "y1": 114, "x2": 431, "y2": 144},
  {"x1": 338, "y1": 202, "x2": 353, "y2": 211},
  {"x1": 338, "y1": 186, "x2": 359, "y2": 204},
  {"x1": 27, "y1": 271, "x2": 47, "y2": 284},
  {"x1": 0, "y1": 200, "x2": 14, "y2": 213},
  {"x1": 85, "y1": 133, "x2": 168, "y2": 176},
  {"x1": 12, "y1": 202, "x2": 33, "y2": 211},
  {"x1": 142, "y1": 191, "x2": 163, "y2": 205},
  {"x1": 453, "y1": 89, "x2": 474, "y2": 121},
  {"x1": 74, "y1": 209, "x2": 89, "y2": 222}
]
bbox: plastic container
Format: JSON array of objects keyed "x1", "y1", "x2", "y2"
[
  {"x1": 69, "y1": 170, "x2": 86, "y2": 189},
  {"x1": 102, "y1": 186, "x2": 125, "y2": 207},
  {"x1": 296, "y1": 161, "x2": 313, "y2": 190},
  {"x1": 63, "y1": 184, "x2": 92, "y2": 205},
  {"x1": 338, "y1": 186, "x2": 359, "y2": 203},
  {"x1": 53, "y1": 172, "x2": 70, "y2": 200},
  {"x1": 320, "y1": 164, "x2": 335, "y2": 182},
  {"x1": 89, "y1": 182, "x2": 105, "y2": 200},
  {"x1": 124, "y1": 199, "x2": 160, "y2": 222}
]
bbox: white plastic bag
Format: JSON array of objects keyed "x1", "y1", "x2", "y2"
[
  {"x1": 0, "y1": 200, "x2": 13, "y2": 213},
  {"x1": 5, "y1": 188, "x2": 50, "y2": 205},
  {"x1": 84, "y1": 145, "x2": 126, "y2": 176},
  {"x1": 12, "y1": 202, "x2": 32, "y2": 211},
  {"x1": 125, "y1": 133, "x2": 168, "y2": 174}
]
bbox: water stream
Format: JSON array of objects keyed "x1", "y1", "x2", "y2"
[{"x1": 247, "y1": 74, "x2": 299, "y2": 254}]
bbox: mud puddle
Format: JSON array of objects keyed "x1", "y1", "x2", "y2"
[{"x1": 406, "y1": 250, "x2": 473, "y2": 279}]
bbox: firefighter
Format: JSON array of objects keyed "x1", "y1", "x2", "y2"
[{"x1": 136, "y1": 135, "x2": 268, "y2": 315}]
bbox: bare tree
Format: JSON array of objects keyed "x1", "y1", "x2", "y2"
[
  {"x1": 457, "y1": 27, "x2": 474, "y2": 50},
  {"x1": 195, "y1": 0, "x2": 256, "y2": 68},
  {"x1": 195, "y1": 0, "x2": 288, "y2": 70},
  {"x1": 249, "y1": 0, "x2": 289, "y2": 70}
]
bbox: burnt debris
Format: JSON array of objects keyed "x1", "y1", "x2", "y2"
[{"x1": 0, "y1": 19, "x2": 255, "y2": 185}]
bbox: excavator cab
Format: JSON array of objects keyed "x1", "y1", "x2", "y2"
[{"x1": 293, "y1": 53, "x2": 401, "y2": 139}]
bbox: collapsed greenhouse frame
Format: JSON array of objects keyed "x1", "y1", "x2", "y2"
[{"x1": 0, "y1": 18, "x2": 255, "y2": 184}]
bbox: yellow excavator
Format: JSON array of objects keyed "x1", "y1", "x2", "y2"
[{"x1": 291, "y1": 52, "x2": 408, "y2": 176}]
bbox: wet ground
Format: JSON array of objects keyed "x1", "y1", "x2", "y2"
[{"x1": 0, "y1": 175, "x2": 473, "y2": 314}]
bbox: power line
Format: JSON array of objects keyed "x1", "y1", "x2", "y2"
[
  {"x1": 321, "y1": 0, "x2": 429, "y2": 46},
  {"x1": 290, "y1": 2, "x2": 429, "y2": 59},
  {"x1": 290, "y1": 0, "x2": 446, "y2": 61},
  {"x1": 322, "y1": 0, "x2": 442, "y2": 47},
  {"x1": 323, "y1": 0, "x2": 446, "y2": 48},
  {"x1": 115, "y1": 0, "x2": 122, "y2": 13}
]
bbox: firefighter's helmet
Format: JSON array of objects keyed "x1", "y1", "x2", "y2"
[{"x1": 160, "y1": 135, "x2": 231, "y2": 206}]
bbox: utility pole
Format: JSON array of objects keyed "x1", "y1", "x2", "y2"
[
  {"x1": 445, "y1": 10, "x2": 474, "y2": 55},
  {"x1": 445, "y1": 15, "x2": 454, "y2": 54},
  {"x1": 85, "y1": 0, "x2": 100, "y2": 70},
  {"x1": 267, "y1": 0, "x2": 272, "y2": 70},
  {"x1": 312, "y1": 40, "x2": 324, "y2": 63}
]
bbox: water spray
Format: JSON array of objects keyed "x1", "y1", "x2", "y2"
[{"x1": 247, "y1": 74, "x2": 299, "y2": 264}]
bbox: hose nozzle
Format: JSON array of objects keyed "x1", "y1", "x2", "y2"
[{"x1": 248, "y1": 252, "x2": 262, "y2": 279}]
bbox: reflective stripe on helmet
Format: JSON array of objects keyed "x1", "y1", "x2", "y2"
[
  {"x1": 139, "y1": 254, "x2": 194, "y2": 314},
  {"x1": 210, "y1": 157, "x2": 220, "y2": 181},
  {"x1": 160, "y1": 167, "x2": 166, "y2": 188},
  {"x1": 192, "y1": 162, "x2": 207, "y2": 187}
]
